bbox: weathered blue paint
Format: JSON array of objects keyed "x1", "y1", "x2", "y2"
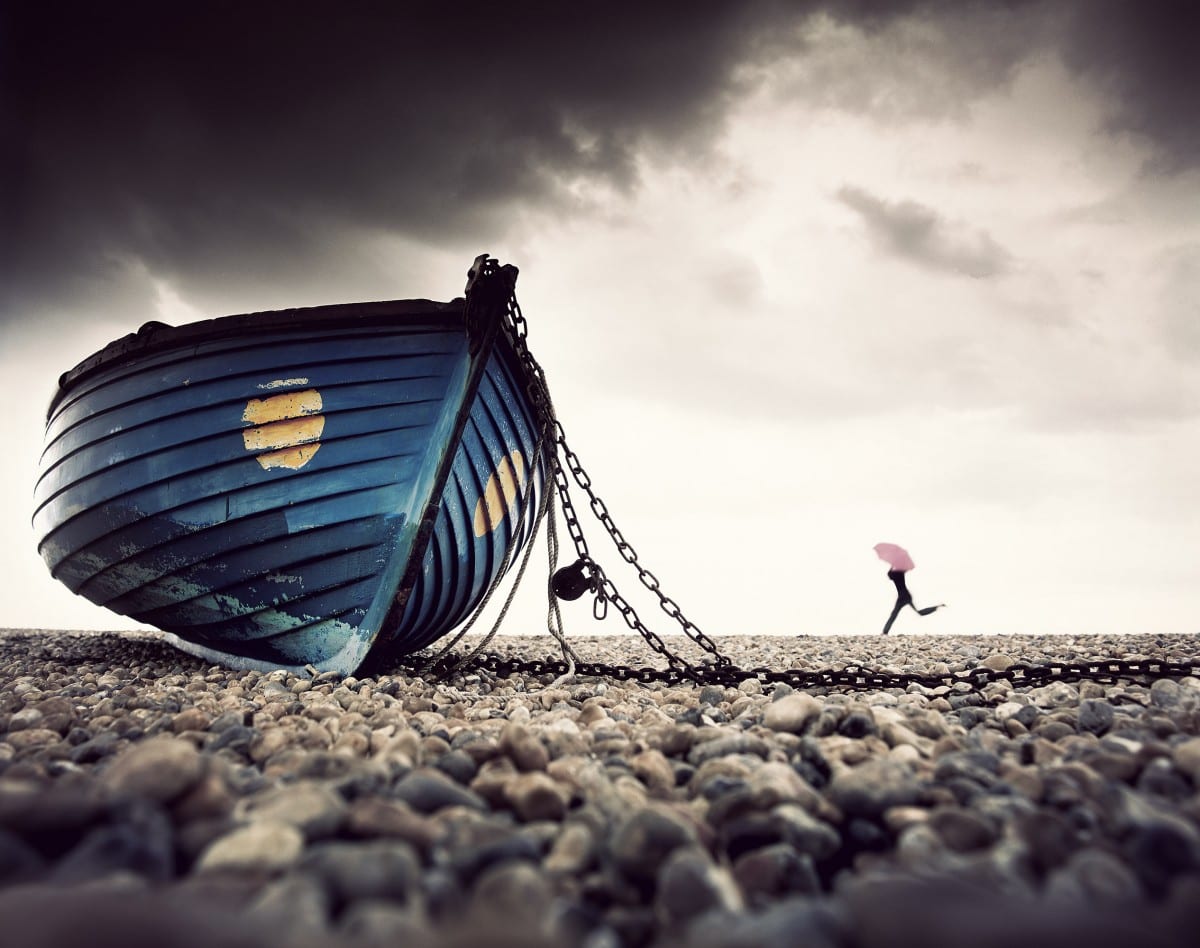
[{"x1": 33, "y1": 287, "x2": 543, "y2": 674}]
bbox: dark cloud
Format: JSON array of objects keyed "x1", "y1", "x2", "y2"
[
  {"x1": 1, "y1": 1, "x2": 1195, "y2": 322},
  {"x1": 1055, "y1": 0, "x2": 1200, "y2": 172},
  {"x1": 1, "y1": 1, "x2": 790, "y2": 317},
  {"x1": 836, "y1": 186, "x2": 1013, "y2": 279}
]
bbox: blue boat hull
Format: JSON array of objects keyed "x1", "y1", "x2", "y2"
[{"x1": 34, "y1": 283, "x2": 543, "y2": 674}]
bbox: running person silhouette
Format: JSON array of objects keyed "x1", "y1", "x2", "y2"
[{"x1": 874, "y1": 543, "x2": 944, "y2": 635}]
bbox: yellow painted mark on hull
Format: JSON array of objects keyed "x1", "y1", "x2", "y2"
[
  {"x1": 474, "y1": 451, "x2": 527, "y2": 537},
  {"x1": 243, "y1": 389, "x2": 323, "y2": 424},
  {"x1": 242, "y1": 388, "x2": 325, "y2": 471}
]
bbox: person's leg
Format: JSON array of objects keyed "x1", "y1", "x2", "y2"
[{"x1": 881, "y1": 599, "x2": 905, "y2": 634}]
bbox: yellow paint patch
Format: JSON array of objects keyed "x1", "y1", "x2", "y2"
[
  {"x1": 473, "y1": 451, "x2": 527, "y2": 537},
  {"x1": 243, "y1": 389, "x2": 323, "y2": 424},
  {"x1": 242, "y1": 388, "x2": 325, "y2": 471},
  {"x1": 256, "y1": 444, "x2": 322, "y2": 471}
]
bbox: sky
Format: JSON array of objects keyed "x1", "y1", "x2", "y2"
[{"x1": 3, "y1": 1, "x2": 1199, "y2": 649}]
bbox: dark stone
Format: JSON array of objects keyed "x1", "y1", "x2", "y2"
[
  {"x1": 656, "y1": 849, "x2": 739, "y2": 924},
  {"x1": 69, "y1": 732, "x2": 122, "y2": 764},
  {"x1": 1018, "y1": 810, "x2": 1082, "y2": 876},
  {"x1": 393, "y1": 769, "x2": 487, "y2": 813},
  {"x1": 209, "y1": 725, "x2": 258, "y2": 755},
  {"x1": 433, "y1": 749, "x2": 478, "y2": 785},
  {"x1": 445, "y1": 825, "x2": 541, "y2": 883},
  {"x1": 687, "y1": 734, "x2": 769, "y2": 766},
  {"x1": 1013, "y1": 705, "x2": 1041, "y2": 728},
  {"x1": 810, "y1": 711, "x2": 840, "y2": 737},
  {"x1": 699, "y1": 775, "x2": 746, "y2": 801},
  {"x1": 1078, "y1": 700, "x2": 1115, "y2": 736},
  {"x1": 207, "y1": 710, "x2": 246, "y2": 733},
  {"x1": 794, "y1": 738, "x2": 831, "y2": 788},
  {"x1": 1124, "y1": 823, "x2": 1199, "y2": 898},
  {"x1": 845, "y1": 818, "x2": 888, "y2": 852},
  {"x1": 928, "y1": 807, "x2": 997, "y2": 852},
  {"x1": 610, "y1": 807, "x2": 699, "y2": 887},
  {"x1": 838, "y1": 711, "x2": 877, "y2": 739},
  {"x1": 0, "y1": 827, "x2": 46, "y2": 883},
  {"x1": 932, "y1": 751, "x2": 1000, "y2": 788},
  {"x1": 604, "y1": 906, "x2": 656, "y2": 948},
  {"x1": 672, "y1": 762, "x2": 695, "y2": 786},
  {"x1": 733, "y1": 843, "x2": 821, "y2": 904},
  {"x1": 1137, "y1": 759, "x2": 1193, "y2": 801},
  {"x1": 958, "y1": 707, "x2": 992, "y2": 729},
  {"x1": 828, "y1": 759, "x2": 922, "y2": 818},
  {"x1": 699, "y1": 686, "x2": 726, "y2": 707},
  {"x1": 53, "y1": 802, "x2": 175, "y2": 883},
  {"x1": 720, "y1": 813, "x2": 781, "y2": 860},
  {"x1": 303, "y1": 840, "x2": 421, "y2": 906}
]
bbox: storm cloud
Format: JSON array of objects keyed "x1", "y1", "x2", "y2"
[
  {"x1": 2, "y1": 1, "x2": 1196, "y2": 320},
  {"x1": 836, "y1": 185, "x2": 1013, "y2": 279}
]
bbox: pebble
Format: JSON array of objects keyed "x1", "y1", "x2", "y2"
[
  {"x1": 827, "y1": 758, "x2": 922, "y2": 817},
  {"x1": 195, "y1": 821, "x2": 305, "y2": 874},
  {"x1": 99, "y1": 737, "x2": 204, "y2": 803},
  {"x1": 763, "y1": 693, "x2": 822, "y2": 734},
  {"x1": 2, "y1": 628, "x2": 1200, "y2": 948},
  {"x1": 393, "y1": 768, "x2": 488, "y2": 813}
]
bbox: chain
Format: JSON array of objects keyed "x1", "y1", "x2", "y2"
[
  {"x1": 404, "y1": 651, "x2": 1200, "y2": 692},
  {"x1": 492, "y1": 262, "x2": 730, "y2": 677},
  {"x1": 426, "y1": 260, "x2": 1200, "y2": 694}
]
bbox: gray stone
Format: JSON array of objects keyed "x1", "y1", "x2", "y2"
[
  {"x1": 688, "y1": 734, "x2": 769, "y2": 765},
  {"x1": 699, "y1": 686, "x2": 727, "y2": 707},
  {"x1": 928, "y1": 807, "x2": 997, "y2": 852},
  {"x1": 1077, "y1": 700, "x2": 1115, "y2": 736},
  {"x1": 393, "y1": 768, "x2": 487, "y2": 813},
  {"x1": 762, "y1": 694, "x2": 822, "y2": 734},
  {"x1": 235, "y1": 781, "x2": 347, "y2": 839},
  {"x1": 1045, "y1": 847, "x2": 1143, "y2": 903},
  {"x1": 246, "y1": 872, "x2": 332, "y2": 937},
  {"x1": 655, "y1": 847, "x2": 743, "y2": 926},
  {"x1": 195, "y1": 821, "x2": 304, "y2": 874},
  {"x1": 732, "y1": 843, "x2": 820, "y2": 904},
  {"x1": 100, "y1": 737, "x2": 204, "y2": 803},
  {"x1": 303, "y1": 840, "x2": 421, "y2": 904},
  {"x1": 610, "y1": 806, "x2": 701, "y2": 885},
  {"x1": 827, "y1": 758, "x2": 922, "y2": 817}
]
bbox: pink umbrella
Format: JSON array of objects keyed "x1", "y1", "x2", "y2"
[{"x1": 874, "y1": 542, "x2": 915, "y2": 572}]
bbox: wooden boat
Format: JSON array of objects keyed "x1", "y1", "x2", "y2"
[{"x1": 33, "y1": 257, "x2": 544, "y2": 675}]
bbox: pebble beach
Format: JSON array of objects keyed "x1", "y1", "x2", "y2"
[{"x1": 2, "y1": 628, "x2": 1199, "y2": 947}]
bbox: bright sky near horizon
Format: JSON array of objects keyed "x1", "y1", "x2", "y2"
[{"x1": 3, "y1": 2, "x2": 1198, "y2": 646}]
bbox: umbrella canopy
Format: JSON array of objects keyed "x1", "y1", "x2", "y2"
[{"x1": 874, "y1": 542, "x2": 915, "y2": 572}]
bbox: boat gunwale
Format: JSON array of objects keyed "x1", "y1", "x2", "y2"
[{"x1": 49, "y1": 296, "x2": 466, "y2": 419}]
